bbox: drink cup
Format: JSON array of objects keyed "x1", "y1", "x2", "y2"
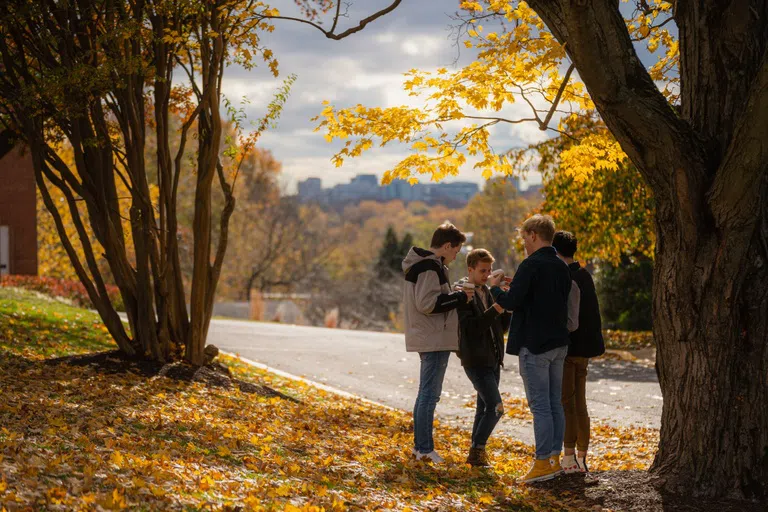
[{"x1": 460, "y1": 281, "x2": 475, "y2": 300}]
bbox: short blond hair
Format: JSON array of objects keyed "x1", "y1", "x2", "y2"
[
  {"x1": 521, "y1": 214, "x2": 556, "y2": 242},
  {"x1": 467, "y1": 248, "x2": 495, "y2": 268}
]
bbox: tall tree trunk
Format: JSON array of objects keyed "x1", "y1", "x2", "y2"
[
  {"x1": 528, "y1": 0, "x2": 768, "y2": 498},
  {"x1": 651, "y1": 191, "x2": 768, "y2": 498},
  {"x1": 187, "y1": 6, "x2": 226, "y2": 366}
]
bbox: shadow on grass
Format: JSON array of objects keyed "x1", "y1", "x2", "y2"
[{"x1": 532, "y1": 470, "x2": 765, "y2": 512}]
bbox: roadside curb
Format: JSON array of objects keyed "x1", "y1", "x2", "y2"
[{"x1": 219, "y1": 350, "x2": 396, "y2": 411}]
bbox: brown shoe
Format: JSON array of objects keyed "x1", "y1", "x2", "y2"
[{"x1": 466, "y1": 447, "x2": 490, "y2": 467}]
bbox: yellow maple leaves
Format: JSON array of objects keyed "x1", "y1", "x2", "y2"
[
  {"x1": 110, "y1": 451, "x2": 125, "y2": 468},
  {"x1": 316, "y1": 0, "x2": 678, "y2": 187},
  {"x1": 560, "y1": 133, "x2": 627, "y2": 181}
]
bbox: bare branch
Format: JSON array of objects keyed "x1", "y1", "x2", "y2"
[
  {"x1": 540, "y1": 63, "x2": 575, "y2": 129},
  {"x1": 256, "y1": 0, "x2": 402, "y2": 40},
  {"x1": 461, "y1": 115, "x2": 540, "y2": 125}
]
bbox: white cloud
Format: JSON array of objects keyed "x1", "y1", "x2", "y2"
[
  {"x1": 375, "y1": 32, "x2": 398, "y2": 44},
  {"x1": 400, "y1": 35, "x2": 445, "y2": 57},
  {"x1": 221, "y1": 77, "x2": 282, "y2": 105}
]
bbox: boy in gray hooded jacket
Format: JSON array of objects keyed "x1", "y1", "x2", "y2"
[{"x1": 402, "y1": 223, "x2": 471, "y2": 463}]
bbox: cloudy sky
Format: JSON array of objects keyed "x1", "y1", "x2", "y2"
[
  {"x1": 221, "y1": 1, "x2": 557, "y2": 193},
  {"x1": 221, "y1": 1, "x2": 672, "y2": 193}
]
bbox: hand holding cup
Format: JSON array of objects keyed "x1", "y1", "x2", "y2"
[
  {"x1": 461, "y1": 281, "x2": 475, "y2": 301},
  {"x1": 488, "y1": 269, "x2": 504, "y2": 287}
]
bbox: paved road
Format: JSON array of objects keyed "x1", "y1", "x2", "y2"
[{"x1": 210, "y1": 319, "x2": 662, "y2": 445}]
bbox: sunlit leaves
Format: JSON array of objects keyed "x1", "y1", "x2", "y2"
[
  {"x1": 0, "y1": 287, "x2": 660, "y2": 510},
  {"x1": 514, "y1": 113, "x2": 654, "y2": 263},
  {"x1": 315, "y1": 1, "x2": 577, "y2": 183},
  {"x1": 625, "y1": 0, "x2": 678, "y2": 102},
  {"x1": 316, "y1": 0, "x2": 679, "y2": 187},
  {"x1": 559, "y1": 133, "x2": 627, "y2": 181}
]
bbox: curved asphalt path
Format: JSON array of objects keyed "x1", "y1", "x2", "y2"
[{"x1": 208, "y1": 319, "x2": 661, "y2": 445}]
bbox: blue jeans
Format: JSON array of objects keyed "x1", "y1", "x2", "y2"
[
  {"x1": 413, "y1": 351, "x2": 451, "y2": 453},
  {"x1": 464, "y1": 366, "x2": 503, "y2": 448},
  {"x1": 519, "y1": 345, "x2": 568, "y2": 459}
]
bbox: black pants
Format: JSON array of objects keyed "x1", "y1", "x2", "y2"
[{"x1": 464, "y1": 365, "x2": 503, "y2": 447}]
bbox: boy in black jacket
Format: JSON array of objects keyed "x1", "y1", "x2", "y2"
[
  {"x1": 456, "y1": 249, "x2": 511, "y2": 467},
  {"x1": 487, "y1": 215, "x2": 572, "y2": 483},
  {"x1": 552, "y1": 231, "x2": 605, "y2": 473}
]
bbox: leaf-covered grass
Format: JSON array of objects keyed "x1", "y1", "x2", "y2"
[
  {"x1": 0, "y1": 287, "x2": 114, "y2": 358},
  {"x1": 0, "y1": 289, "x2": 658, "y2": 510}
]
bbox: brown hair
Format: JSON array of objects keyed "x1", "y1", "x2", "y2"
[
  {"x1": 521, "y1": 214, "x2": 556, "y2": 242},
  {"x1": 466, "y1": 248, "x2": 495, "y2": 268},
  {"x1": 552, "y1": 231, "x2": 577, "y2": 258},
  {"x1": 430, "y1": 222, "x2": 467, "y2": 248}
]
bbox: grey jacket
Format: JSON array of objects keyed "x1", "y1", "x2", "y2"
[
  {"x1": 567, "y1": 280, "x2": 581, "y2": 332},
  {"x1": 402, "y1": 247, "x2": 468, "y2": 353}
]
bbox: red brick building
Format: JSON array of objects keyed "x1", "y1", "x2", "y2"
[{"x1": 0, "y1": 130, "x2": 37, "y2": 276}]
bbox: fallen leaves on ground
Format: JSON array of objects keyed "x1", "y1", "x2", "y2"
[
  {"x1": 603, "y1": 330, "x2": 654, "y2": 350},
  {"x1": 0, "y1": 288, "x2": 659, "y2": 510},
  {"x1": 464, "y1": 394, "x2": 533, "y2": 421}
]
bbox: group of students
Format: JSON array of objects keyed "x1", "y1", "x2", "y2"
[{"x1": 402, "y1": 214, "x2": 605, "y2": 483}]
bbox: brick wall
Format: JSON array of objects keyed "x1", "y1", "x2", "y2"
[{"x1": 0, "y1": 145, "x2": 37, "y2": 275}]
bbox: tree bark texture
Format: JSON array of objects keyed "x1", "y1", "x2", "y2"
[{"x1": 529, "y1": 0, "x2": 768, "y2": 499}]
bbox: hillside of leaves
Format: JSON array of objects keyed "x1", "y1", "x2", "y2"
[{"x1": 1, "y1": 286, "x2": 661, "y2": 510}]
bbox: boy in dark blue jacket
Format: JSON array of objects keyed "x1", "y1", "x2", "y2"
[{"x1": 487, "y1": 215, "x2": 571, "y2": 483}]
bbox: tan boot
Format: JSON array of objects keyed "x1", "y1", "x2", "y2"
[
  {"x1": 519, "y1": 458, "x2": 559, "y2": 483},
  {"x1": 549, "y1": 454, "x2": 563, "y2": 476},
  {"x1": 466, "y1": 447, "x2": 490, "y2": 467}
]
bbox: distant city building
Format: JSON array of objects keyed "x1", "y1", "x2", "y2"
[
  {"x1": 297, "y1": 177, "x2": 322, "y2": 200},
  {"x1": 521, "y1": 183, "x2": 543, "y2": 199},
  {"x1": 297, "y1": 174, "x2": 481, "y2": 207}
]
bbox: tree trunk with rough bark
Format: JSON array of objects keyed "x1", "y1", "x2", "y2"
[{"x1": 528, "y1": 0, "x2": 768, "y2": 499}]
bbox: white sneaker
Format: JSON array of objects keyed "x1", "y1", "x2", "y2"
[
  {"x1": 414, "y1": 450, "x2": 445, "y2": 463},
  {"x1": 576, "y1": 455, "x2": 589, "y2": 473},
  {"x1": 562, "y1": 454, "x2": 583, "y2": 473}
]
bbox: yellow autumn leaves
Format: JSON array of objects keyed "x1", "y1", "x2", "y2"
[
  {"x1": 315, "y1": 0, "x2": 677, "y2": 186},
  {"x1": 0, "y1": 289, "x2": 659, "y2": 510}
]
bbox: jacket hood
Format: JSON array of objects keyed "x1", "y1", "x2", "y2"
[{"x1": 402, "y1": 246, "x2": 441, "y2": 273}]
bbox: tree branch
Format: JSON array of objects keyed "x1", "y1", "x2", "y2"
[
  {"x1": 461, "y1": 115, "x2": 539, "y2": 125},
  {"x1": 256, "y1": 0, "x2": 402, "y2": 40},
  {"x1": 527, "y1": 0, "x2": 709, "y2": 202},
  {"x1": 708, "y1": 52, "x2": 768, "y2": 232},
  {"x1": 540, "y1": 63, "x2": 575, "y2": 129}
]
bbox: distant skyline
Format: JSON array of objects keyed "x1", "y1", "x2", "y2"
[{"x1": 296, "y1": 172, "x2": 539, "y2": 193}]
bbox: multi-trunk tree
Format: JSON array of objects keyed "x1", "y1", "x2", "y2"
[
  {"x1": 0, "y1": 0, "x2": 290, "y2": 365},
  {"x1": 0, "y1": 0, "x2": 402, "y2": 365},
  {"x1": 315, "y1": 0, "x2": 767, "y2": 499}
]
